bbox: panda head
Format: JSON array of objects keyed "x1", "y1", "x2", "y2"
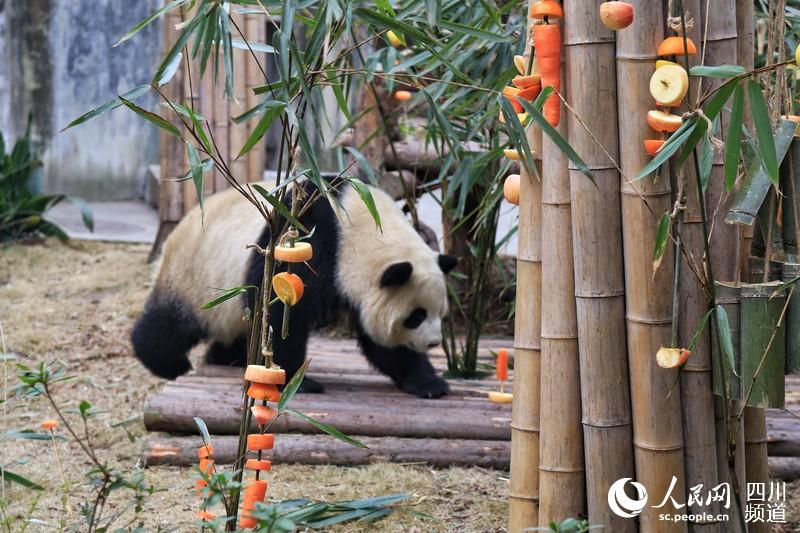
[{"x1": 368, "y1": 254, "x2": 458, "y2": 352}]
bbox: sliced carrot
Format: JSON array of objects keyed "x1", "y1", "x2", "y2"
[
  {"x1": 488, "y1": 391, "x2": 514, "y2": 403},
  {"x1": 195, "y1": 479, "x2": 207, "y2": 496},
  {"x1": 530, "y1": 0, "x2": 563, "y2": 20},
  {"x1": 657, "y1": 36, "x2": 697, "y2": 57},
  {"x1": 394, "y1": 90, "x2": 413, "y2": 102},
  {"x1": 245, "y1": 365, "x2": 286, "y2": 385},
  {"x1": 274, "y1": 242, "x2": 313, "y2": 263},
  {"x1": 644, "y1": 139, "x2": 666, "y2": 156},
  {"x1": 245, "y1": 459, "x2": 273, "y2": 472},
  {"x1": 197, "y1": 444, "x2": 214, "y2": 459},
  {"x1": 40, "y1": 419, "x2": 59, "y2": 430},
  {"x1": 533, "y1": 23, "x2": 561, "y2": 126},
  {"x1": 496, "y1": 348, "x2": 509, "y2": 382},
  {"x1": 199, "y1": 458, "x2": 214, "y2": 474},
  {"x1": 251, "y1": 405, "x2": 277, "y2": 426},
  {"x1": 247, "y1": 383, "x2": 281, "y2": 402},
  {"x1": 502, "y1": 86, "x2": 524, "y2": 113},
  {"x1": 272, "y1": 272, "x2": 304, "y2": 306},
  {"x1": 247, "y1": 433, "x2": 275, "y2": 451},
  {"x1": 512, "y1": 73, "x2": 541, "y2": 89},
  {"x1": 196, "y1": 510, "x2": 215, "y2": 521},
  {"x1": 517, "y1": 84, "x2": 542, "y2": 102},
  {"x1": 240, "y1": 480, "x2": 269, "y2": 528}
]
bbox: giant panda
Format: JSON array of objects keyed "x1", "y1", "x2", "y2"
[{"x1": 132, "y1": 179, "x2": 457, "y2": 398}]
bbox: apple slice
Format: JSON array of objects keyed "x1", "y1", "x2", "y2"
[
  {"x1": 656, "y1": 347, "x2": 691, "y2": 369},
  {"x1": 513, "y1": 73, "x2": 542, "y2": 89},
  {"x1": 647, "y1": 110, "x2": 682, "y2": 133},
  {"x1": 488, "y1": 391, "x2": 514, "y2": 404},
  {"x1": 503, "y1": 148, "x2": 520, "y2": 161},
  {"x1": 649, "y1": 64, "x2": 689, "y2": 106},
  {"x1": 504, "y1": 174, "x2": 520, "y2": 205},
  {"x1": 656, "y1": 59, "x2": 679, "y2": 69},
  {"x1": 514, "y1": 55, "x2": 527, "y2": 75},
  {"x1": 503, "y1": 86, "x2": 524, "y2": 113},
  {"x1": 644, "y1": 139, "x2": 666, "y2": 156},
  {"x1": 600, "y1": 2, "x2": 634, "y2": 30}
]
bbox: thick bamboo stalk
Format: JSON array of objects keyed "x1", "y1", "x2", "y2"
[
  {"x1": 200, "y1": 52, "x2": 216, "y2": 196},
  {"x1": 538, "y1": 77, "x2": 584, "y2": 526},
  {"x1": 562, "y1": 6, "x2": 634, "y2": 531},
  {"x1": 159, "y1": 10, "x2": 184, "y2": 222},
  {"x1": 736, "y1": 0, "x2": 755, "y2": 276},
  {"x1": 617, "y1": 3, "x2": 686, "y2": 531},
  {"x1": 212, "y1": 69, "x2": 231, "y2": 192},
  {"x1": 146, "y1": 435, "x2": 510, "y2": 469},
  {"x1": 245, "y1": 13, "x2": 266, "y2": 182},
  {"x1": 181, "y1": 52, "x2": 202, "y2": 212},
  {"x1": 508, "y1": 118, "x2": 543, "y2": 533},
  {"x1": 229, "y1": 11, "x2": 249, "y2": 182}
]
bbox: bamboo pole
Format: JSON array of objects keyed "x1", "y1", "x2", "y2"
[
  {"x1": 562, "y1": 6, "x2": 635, "y2": 531},
  {"x1": 245, "y1": 13, "x2": 267, "y2": 183},
  {"x1": 200, "y1": 51, "x2": 216, "y2": 197},
  {"x1": 508, "y1": 114, "x2": 543, "y2": 533},
  {"x1": 617, "y1": 3, "x2": 687, "y2": 531},
  {"x1": 229, "y1": 10, "x2": 249, "y2": 183},
  {"x1": 736, "y1": 0, "x2": 756, "y2": 277},
  {"x1": 538, "y1": 73, "x2": 584, "y2": 526},
  {"x1": 212, "y1": 66, "x2": 231, "y2": 192},
  {"x1": 159, "y1": 9, "x2": 184, "y2": 223},
  {"x1": 181, "y1": 51, "x2": 202, "y2": 213}
]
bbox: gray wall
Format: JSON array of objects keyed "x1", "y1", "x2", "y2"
[{"x1": 0, "y1": 0, "x2": 163, "y2": 200}]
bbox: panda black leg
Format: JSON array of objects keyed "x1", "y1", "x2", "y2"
[
  {"x1": 205, "y1": 337, "x2": 247, "y2": 367},
  {"x1": 269, "y1": 302, "x2": 324, "y2": 394},
  {"x1": 357, "y1": 333, "x2": 449, "y2": 399},
  {"x1": 131, "y1": 291, "x2": 205, "y2": 380}
]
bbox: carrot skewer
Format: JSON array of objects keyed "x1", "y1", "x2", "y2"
[{"x1": 532, "y1": 23, "x2": 561, "y2": 126}]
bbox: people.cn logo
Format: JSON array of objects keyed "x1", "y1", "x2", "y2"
[{"x1": 608, "y1": 478, "x2": 649, "y2": 518}]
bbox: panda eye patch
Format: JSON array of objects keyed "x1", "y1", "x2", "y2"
[{"x1": 403, "y1": 308, "x2": 427, "y2": 329}]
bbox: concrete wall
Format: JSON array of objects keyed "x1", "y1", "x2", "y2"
[{"x1": 0, "y1": 0, "x2": 163, "y2": 200}]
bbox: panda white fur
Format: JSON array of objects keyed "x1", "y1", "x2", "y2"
[{"x1": 132, "y1": 180, "x2": 457, "y2": 398}]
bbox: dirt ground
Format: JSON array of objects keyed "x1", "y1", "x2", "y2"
[{"x1": 0, "y1": 240, "x2": 508, "y2": 532}]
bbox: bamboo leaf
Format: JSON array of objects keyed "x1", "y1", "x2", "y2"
[
  {"x1": 344, "y1": 147, "x2": 378, "y2": 184},
  {"x1": 201, "y1": 286, "x2": 257, "y2": 309},
  {"x1": 278, "y1": 360, "x2": 310, "y2": 411},
  {"x1": 438, "y1": 20, "x2": 509, "y2": 42},
  {"x1": 724, "y1": 83, "x2": 745, "y2": 191},
  {"x1": 156, "y1": 51, "x2": 183, "y2": 87},
  {"x1": 635, "y1": 119, "x2": 697, "y2": 180},
  {"x1": 500, "y1": 98, "x2": 537, "y2": 180},
  {"x1": 153, "y1": 7, "x2": 206, "y2": 86},
  {"x1": 699, "y1": 135, "x2": 713, "y2": 192},
  {"x1": 715, "y1": 305, "x2": 740, "y2": 377},
  {"x1": 231, "y1": 39, "x2": 275, "y2": 53},
  {"x1": 119, "y1": 97, "x2": 181, "y2": 137},
  {"x1": 689, "y1": 308, "x2": 716, "y2": 351},
  {"x1": 652, "y1": 211, "x2": 671, "y2": 272},
  {"x1": 676, "y1": 79, "x2": 738, "y2": 167},
  {"x1": 747, "y1": 79, "x2": 779, "y2": 185},
  {"x1": 339, "y1": 493, "x2": 409, "y2": 509},
  {"x1": 251, "y1": 183, "x2": 307, "y2": 232},
  {"x1": 187, "y1": 107, "x2": 212, "y2": 153},
  {"x1": 285, "y1": 409, "x2": 368, "y2": 448},
  {"x1": 689, "y1": 65, "x2": 746, "y2": 78},
  {"x1": 62, "y1": 84, "x2": 150, "y2": 130},
  {"x1": 193, "y1": 416, "x2": 212, "y2": 446},
  {"x1": 517, "y1": 96, "x2": 594, "y2": 182},
  {"x1": 355, "y1": 8, "x2": 436, "y2": 46},
  {"x1": 347, "y1": 178, "x2": 382, "y2": 230},
  {"x1": 237, "y1": 102, "x2": 286, "y2": 158},
  {"x1": 114, "y1": 0, "x2": 191, "y2": 47},
  {"x1": 187, "y1": 143, "x2": 204, "y2": 214},
  {"x1": 66, "y1": 197, "x2": 94, "y2": 232},
  {"x1": 0, "y1": 467, "x2": 43, "y2": 490}
]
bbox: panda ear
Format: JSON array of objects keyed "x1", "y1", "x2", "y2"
[
  {"x1": 438, "y1": 254, "x2": 458, "y2": 274},
  {"x1": 380, "y1": 262, "x2": 413, "y2": 288}
]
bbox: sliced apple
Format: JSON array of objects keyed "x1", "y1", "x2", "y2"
[
  {"x1": 656, "y1": 347, "x2": 691, "y2": 369},
  {"x1": 656, "y1": 59, "x2": 679, "y2": 69},
  {"x1": 514, "y1": 55, "x2": 527, "y2": 75},
  {"x1": 600, "y1": 1, "x2": 634, "y2": 30},
  {"x1": 649, "y1": 64, "x2": 689, "y2": 106},
  {"x1": 513, "y1": 73, "x2": 542, "y2": 89},
  {"x1": 488, "y1": 391, "x2": 514, "y2": 404},
  {"x1": 504, "y1": 174, "x2": 520, "y2": 205},
  {"x1": 503, "y1": 148, "x2": 520, "y2": 161},
  {"x1": 386, "y1": 30, "x2": 403, "y2": 48},
  {"x1": 647, "y1": 110, "x2": 682, "y2": 133},
  {"x1": 644, "y1": 139, "x2": 666, "y2": 156}
]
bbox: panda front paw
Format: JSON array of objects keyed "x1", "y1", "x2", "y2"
[{"x1": 401, "y1": 375, "x2": 450, "y2": 399}]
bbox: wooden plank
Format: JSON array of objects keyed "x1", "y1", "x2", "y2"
[{"x1": 146, "y1": 434, "x2": 510, "y2": 469}]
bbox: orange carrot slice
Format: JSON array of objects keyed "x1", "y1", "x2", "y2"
[
  {"x1": 272, "y1": 272, "x2": 304, "y2": 306},
  {"x1": 195, "y1": 479, "x2": 207, "y2": 496},
  {"x1": 247, "y1": 433, "x2": 275, "y2": 451},
  {"x1": 512, "y1": 74, "x2": 542, "y2": 89},
  {"x1": 488, "y1": 391, "x2": 514, "y2": 403},
  {"x1": 199, "y1": 458, "x2": 214, "y2": 474},
  {"x1": 245, "y1": 365, "x2": 286, "y2": 385},
  {"x1": 496, "y1": 348, "x2": 509, "y2": 382},
  {"x1": 245, "y1": 459, "x2": 273, "y2": 472},
  {"x1": 40, "y1": 419, "x2": 59, "y2": 430},
  {"x1": 240, "y1": 480, "x2": 269, "y2": 529},
  {"x1": 247, "y1": 383, "x2": 281, "y2": 402},
  {"x1": 197, "y1": 444, "x2": 214, "y2": 459},
  {"x1": 657, "y1": 36, "x2": 697, "y2": 57},
  {"x1": 251, "y1": 405, "x2": 277, "y2": 426},
  {"x1": 274, "y1": 242, "x2": 313, "y2": 263},
  {"x1": 394, "y1": 90, "x2": 413, "y2": 102},
  {"x1": 502, "y1": 86, "x2": 524, "y2": 113},
  {"x1": 530, "y1": 0, "x2": 563, "y2": 19},
  {"x1": 196, "y1": 510, "x2": 215, "y2": 521},
  {"x1": 532, "y1": 23, "x2": 561, "y2": 126},
  {"x1": 644, "y1": 139, "x2": 666, "y2": 156},
  {"x1": 517, "y1": 84, "x2": 542, "y2": 102}
]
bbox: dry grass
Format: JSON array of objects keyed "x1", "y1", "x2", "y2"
[{"x1": 0, "y1": 240, "x2": 509, "y2": 532}]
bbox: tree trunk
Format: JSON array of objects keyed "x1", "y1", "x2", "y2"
[{"x1": 563, "y1": 5, "x2": 635, "y2": 531}]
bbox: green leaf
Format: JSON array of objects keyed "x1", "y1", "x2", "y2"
[
  {"x1": 2, "y1": 429, "x2": 63, "y2": 441},
  {"x1": 516, "y1": 96, "x2": 593, "y2": 182},
  {"x1": 724, "y1": 83, "x2": 745, "y2": 191},
  {"x1": 278, "y1": 360, "x2": 310, "y2": 410},
  {"x1": 747, "y1": 79, "x2": 779, "y2": 185},
  {"x1": 114, "y1": 0, "x2": 191, "y2": 46},
  {"x1": 0, "y1": 467, "x2": 43, "y2": 490},
  {"x1": 689, "y1": 65, "x2": 747, "y2": 78},
  {"x1": 187, "y1": 107, "x2": 212, "y2": 153},
  {"x1": 344, "y1": 147, "x2": 378, "y2": 185},
  {"x1": 231, "y1": 39, "x2": 275, "y2": 54},
  {"x1": 119, "y1": 97, "x2": 181, "y2": 138},
  {"x1": 156, "y1": 51, "x2": 183, "y2": 87},
  {"x1": 438, "y1": 20, "x2": 509, "y2": 43},
  {"x1": 237, "y1": 102, "x2": 286, "y2": 158},
  {"x1": 689, "y1": 308, "x2": 715, "y2": 352},
  {"x1": 187, "y1": 144, "x2": 204, "y2": 214},
  {"x1": 653, "y1": 211, "x2": 671, "y2": 271},
  {"x1": 635, "y1": 119, "x2": 697, "y2": 180},
  {"x1": 251, "y1": 183, "x2": 307, "y2": 232},
  {"x1": 355, "y1": 8, "x2": 437, "y2": 46},
  {"x1": 303, "y1": 508, "x2": 374, "y2": 528},
  {"x1": 193, "y1": 416, "x2": 212, "y2": 446},
  {"x1": 201, "y1": 285, "x2": 257, "y2": 309},
  {"x1": 62, "y1": 84, "x2": 150, "y2": 130},
  {"x1": 339, "y1": 493, "x2": 409, "y2": 510},
  {"x1": 285, "y1": 409, "x2": 368, "y2": 448},
  {"x1": 67, "y1": 197, "x2": 94, "y2": 232},
  {"x1": 348, "y1": 178, "x2": 382, "y2": 230},
  {"x1": 715, "y1": 305, "x2": 739, "y2": 377},
  {"x1": 500, "y1": 97, "x2": 538, "y2": 181},
  {"x1": 152, "y1": 7, "x2": 207, "y2": 87},
  {"x1": 676, "y1": 79, "x2": 738, "y2": 167},
  {"x1": 699, "y1": 136, "x2": 713, "y2": 192}
]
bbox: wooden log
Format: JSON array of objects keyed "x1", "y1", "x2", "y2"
[
  {"x1": 538, "y1": 65, "x2": 584, "y2": 526},
  {"x1": 563, "y1": 5, "x2": 634, "y2": 531},
  {"x1": 767, "y1": 457, "x2": 800, "y2": 481},
  {"x1": 617, "y1": 3, "x2": 687, "y2": 531},
  {"x1": 145, "y1": 434, "x2": 511, "y2": 469},
  {"x1": 143, "y1": 389, "x2": 512, "y2": 440}
]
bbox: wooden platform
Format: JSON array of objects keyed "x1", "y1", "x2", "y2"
[{"x1": 143, "y1": 337, "x2": 800, "y2": 476}]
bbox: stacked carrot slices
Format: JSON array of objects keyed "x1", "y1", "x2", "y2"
[
  {"x1": 644, "y1": 37, "x2": 696, "y2": 156},
  {"x1": 239, "y1": 364, "x2": 286, "y2": 529},
  {"x1": 195, "y1": 444, "x2": 216, "y2": 521}
]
